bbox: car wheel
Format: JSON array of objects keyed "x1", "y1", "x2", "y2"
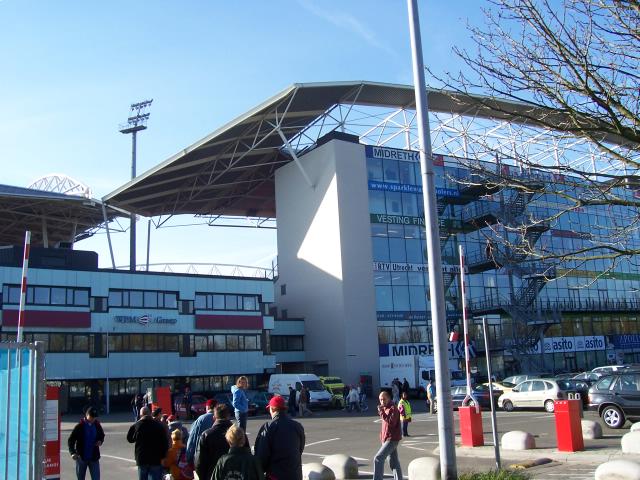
[
  {"x1": 544, "y1": 399, "x2": 555, "y2": 413},
  {"x1": 602, "y1": 405, "x2": 625, "y2": 429},
  {"x1": 502, "y1": 400, "x2": 514, "y2": 412}
]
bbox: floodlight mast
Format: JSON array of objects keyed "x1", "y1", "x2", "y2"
[{"x1": 119, "y1": 99, "x2": 152, "y2": 271}]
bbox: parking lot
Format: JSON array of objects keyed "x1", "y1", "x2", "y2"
[{"x1": 60, "y1": 401, "x2": 632, "y2": 479}]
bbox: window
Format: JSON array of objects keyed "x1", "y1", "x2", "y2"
[
  {"x1": 2, "y1": 285, "x2": 90, "y2": 307},
  {"x1": 195, "y1": 293, "x2": 260, "y2": 312},
  {"x1": 108, "y1": 289, "x2": 179, "y2": 309},
  {"x1": 50, "y1": 288, "x2": 66, "y2": 305}
]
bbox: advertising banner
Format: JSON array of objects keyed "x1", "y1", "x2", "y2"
[
  {"x1": 379, "y1": 341, "x2": 475, "y2": 359},
  {"x1": 529, "y1": 335, "x2": 606, "y2": 354},
  {"x1": 608, "y1": 334, "x2": 640, "y2": 350}
]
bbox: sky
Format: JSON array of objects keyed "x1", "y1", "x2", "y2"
[{"x1": 0, "y1": 0, "x2": 485, "y2": 271}]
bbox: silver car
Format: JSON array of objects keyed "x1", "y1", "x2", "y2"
[{"x1": 498, "y1": 379, "x2": 566, "y2": 413}]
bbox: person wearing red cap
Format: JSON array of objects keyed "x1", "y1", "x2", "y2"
[
  {"x1": 185, "y1": 398, "x2": 217, "y2": 465},
  {"x1": 254, "y1": 395, "x2": 305, "y2": 480}
]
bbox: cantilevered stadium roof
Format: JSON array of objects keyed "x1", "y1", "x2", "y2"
[
  {"x1": 104, "y1": 81, "x2": 629, "y2": 219},
  {"x1": 0, "y1": 184, "x2": 122, "y2": 247}
]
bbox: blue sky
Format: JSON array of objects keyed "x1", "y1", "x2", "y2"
[{"x1": 0, "y1": 1, "x2": 484, "y2": 269}]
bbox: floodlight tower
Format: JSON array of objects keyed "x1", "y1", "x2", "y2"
[{"x1": 119, "y1": 99, "x2": 152, "y2": 271}]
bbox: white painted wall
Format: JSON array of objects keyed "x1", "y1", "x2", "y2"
[{"x1": 275, "y1": 139, "x2": 379, "y2": 387}]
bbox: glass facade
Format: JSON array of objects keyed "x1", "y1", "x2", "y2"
[{"x1": 366, "y1": 145, "x2": 640, "y2": 376}]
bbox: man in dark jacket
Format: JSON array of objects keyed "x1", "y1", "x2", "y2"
[
  {"x1": 254, "y1": 395, "x2": 305, "y2": 480},
  {"x1": 194, "y1": 404, "x2": 238, "y2": 480},
  {"x1": 68, "y1": 406, "x2": 105, "y2": 480},
  {"x1": 212, "y1": 424, "x2": 262, "y2": 480},
  {"x1": 126, "y1": 406, "x2": 169, "y2": 480}
]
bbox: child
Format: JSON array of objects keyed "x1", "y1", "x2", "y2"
[
  {"x1": 162, "y1": 429, "x2": 193, "y2": 480},
  {"x1": 398, "y1": 391, "x2": 412, "y2": 437},
  {"x1": 212, "y1": 425, "x2": 263, "y2": 480}
]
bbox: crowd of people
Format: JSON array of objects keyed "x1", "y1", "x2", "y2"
[{"x1": 68, "y1": 375, "x2": 436, "y2": 480}]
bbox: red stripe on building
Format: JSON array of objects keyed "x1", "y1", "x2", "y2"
[
  {"x1": 2, "y1": 310, "x2": 91, "y2": 328},
  {"x1": 195, "y1": 314, "x2": 262, "y2": 330}
]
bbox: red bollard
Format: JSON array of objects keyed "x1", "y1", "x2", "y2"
[
  {"x1": 459, "y1": 406, "x2": 484, "y2": 446},
  {"x1": 554, "y1": 396, "x2": 584, "y2": 452}
]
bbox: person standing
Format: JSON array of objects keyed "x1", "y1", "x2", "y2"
[
  {"x1": 186, "y1": 399, "x2": 216, "y2": 464},
  {"x1": 298, "y1": 385, "x2": 312, "y2": 417},
  {"x1": 255, "y1": 395, "x2": 305, "y2": 480},
  {"x1": 127, "y1": 406, "x2": 169, "y2": 480},
  {"x1": 68, "y1": 406, "x2": 105, "y2": 480},
  {"x1": 131, "y1": 394, "x2": 144, "y2": 421},
  {"x1": 426, "y1": 380, "x2": 436, "y2": 415},
  {"x1": 183, "y1": 386, "x2": 193, "y2": 420},
  {"x1": 195, "y1": 404, "x2": 246, "y2": 480},
  {"x1": 347, "y1": 386, "x2": 360, "y2": 413},
  {"x1": 231, "y1": 376, "x2": 250, "y2": 432},
  {"x1": 391, "y1": 382, "x2": 400, "y2": 405},
  {"x1": 401, "y1": 378, "x2": 410, "y2": 395},
  {"x1": 373, "y1": 391, "x2": 402, "y2": 480},
  {"x1": 288, "y1": 386, "x2": 297, "y2": 417},
  {"x1": 161, "y1": 429, "x2": 192, "y2": 480},
  {"x1": 212, "y1": 425, "x2": 263, "y2": 480},
  {"x1": 398, "y1": 391, "x2": 412, "y2": 437}
]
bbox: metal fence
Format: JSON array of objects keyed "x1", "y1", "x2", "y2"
[{"x1": 0, "y1": 342, "x2": 45, "y2": 480}]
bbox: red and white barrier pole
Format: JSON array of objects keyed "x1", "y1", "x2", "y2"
[
  {"x1": 458, "y1": 245, "x2": 473, "y2": 395},
  {"x1": 16, "y1": 230, "x2": 31, "y2": 343}
]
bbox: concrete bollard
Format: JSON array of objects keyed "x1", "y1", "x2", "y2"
[
  {"x1": 630, "y1": 422, "x2": 640, "y2": 433},
  {"x1": 408, "y1": 457, "x2": 440, "y2": 480},
  {"x1": 322, "y1": 454, "x2": 358, "y2": 480},
  {"x1": 501, "y1": 430, "x2": 536, "y2": 450},
  {"x1": 595, "y1": 460, "x2": 640, "y2": 480},
  {"x1": 303, "y1": 463, "x2": 336, "y2": 480},
  {"x1": 622, "y1": 432, "x2": 640, "y2": 454},
  {"x1": 581, "y1": 419, "x2": 603, "y2": 439}
]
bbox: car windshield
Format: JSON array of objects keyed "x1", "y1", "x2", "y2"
[
  {"x1": 556, "y1": 380, "x2": 574, "y2": 390},
  {"x1": 501, "y1": 382, "x2": 516, "y2": 388},
  {"x1": 302, "y1": 380, "x2": 325, "y2": 391}
]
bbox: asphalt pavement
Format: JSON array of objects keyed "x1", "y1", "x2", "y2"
[{"x1": 59, "y1": 400, "x2": 640, "y2": 479}]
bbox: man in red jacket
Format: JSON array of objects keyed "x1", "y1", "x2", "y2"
[{"x1": 373, "y1": 390, "x2": 402, "y2": 480}]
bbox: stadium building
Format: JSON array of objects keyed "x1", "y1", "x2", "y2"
[{"x1": 3, "y1": 82, "x2": 639, "y2": 407}]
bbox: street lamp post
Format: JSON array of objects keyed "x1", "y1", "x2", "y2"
[{"x1": 406, "y1": 1, "x2": 458, "y2": 478}]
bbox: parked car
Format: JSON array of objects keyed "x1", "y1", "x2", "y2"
[
  {"x1": 246, "y1": 390, "x2": 273, "y2": 413},
  {"x1": 502, "y1": 374, "x2": 541, "y2": 385},
  {"x1": 554, "y1": 372, "x2": 581, "y2": 380},
  {"x1": 319, "y1": 376, "x2": 345, "y2": 395},
  {"x1": 572, "y1": 371, "x2": 604, "y2": 384},
  {"x1": 592, "y1": 365, "x2": 628, "y2": 374},
  {"x1": 588, "y1": 371, "x2": 640, "y2": 428},
  {"x1": 482, "y1": 381, "x2": 516, "y2": 394},
  {"x1": 213, "y1": 392, "x2": 258, "y2": 416},
  {"x1": 173, "y1": 393, "x2": 209, "y2": 420},
  {"x1": 555, "y1": 379, "x2": 590, "y2": 406},
  {"x1": 432, "y1": 385, "x2": 502, "y2": 412},
  {"x1": 498, "y1": 379, "x2": 567, "y2": 412}
]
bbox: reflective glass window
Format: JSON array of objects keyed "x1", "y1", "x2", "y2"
[
  {"x1": 389, "y1": 238, "x2": 406, "y2": 262},
  {"x1": 402, "y1": 193, "x2": 418, "y2": 216},
  {"x1": 213, "y1": 295, "x2": 225, "y2": 310},
  {"x1": 129, "y1": 291, "x2": 143, "y2": 307},
  {"x1": 243, "y1": 296, "x2": 257, "y2": 311},
  {"x1": 74, "y1": 290, "x2": 88, "y2": 306},
  {"x1": 372, "y1": 237, "x2": 390, "y2": 262},
  {"x1": 34, "y1": 287, "x2": 49, "y2": 304},
  {"x1": 214, "y1": 335, "x2": 226, "y2": 351},
  {"x1": 195, "y1": 294, "x2": 206, "y2": 309},
  {"x1": 383, "y1": 159, "x2": 399, "y2": 183},
  {"x1": 392, "y1": 286, "x2": 410, "y2": 310},
  {"x1": 399, "y1": 161, "x2": 415, "y2": 184},
  {"x1": 225, "y1": 295, "x2": 238, "y2": 310},
  {"x1": 144, "y1": 291, "x2": 157, "y2": 308},
  {"x1": 406, "y1": 239, "x2": 423, "y2": 263},
  {"x1": 371, "y1": 224, "x2": 387, "y2": 237},
  {"x1": 375, "y1": 286, "x2": 393, "y2": 311},
  {"x1": 367, "y1": 157, "x2": 383, "y2": 181},
  {"x1": 409, "y1": 286, "x2": 427, "y2": 310},
  {"x1": 374, "y1": 272, "x2": 392, "y2": 286},
  {"x1": 369, "y1": 191, "x2": 386, "y2": 214},
  {"x1": 385, "y1": 192, "x2": 402, "y2": 215},
  {"x1": 50, "y1": 288, "x2": 66, "y2": 305}
]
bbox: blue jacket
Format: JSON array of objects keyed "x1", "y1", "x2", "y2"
[
  {"x1": 231, "y1": 385, "x2": 249, "y2": 413},
  {"x1": 185, "y1": 412, "x2": 214, "y2": 463}
]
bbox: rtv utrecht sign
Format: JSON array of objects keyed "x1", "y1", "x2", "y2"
[{"x1": 529, "y1": 335, "x2": 606, "y2": 354}]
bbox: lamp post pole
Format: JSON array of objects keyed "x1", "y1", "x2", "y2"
[{"x1": 407, "y1": 1, "x2": 457, "y2": 478}]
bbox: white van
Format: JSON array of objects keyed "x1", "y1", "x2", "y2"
[{"x1": 268, "y1": 373, "x2": 332, "y2": 408}]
